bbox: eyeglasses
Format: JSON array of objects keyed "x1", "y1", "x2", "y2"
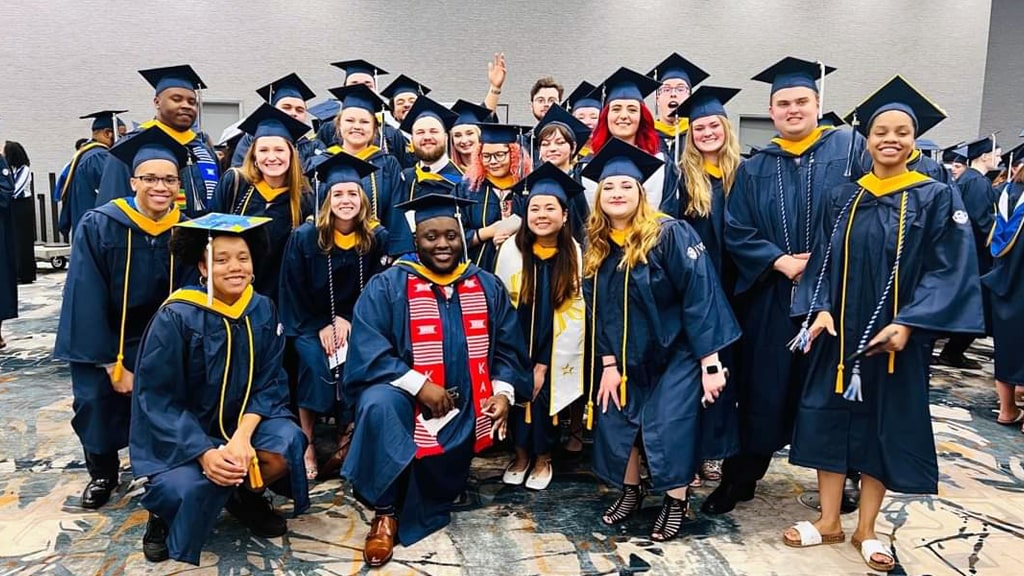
[
  {"x1": 657, "y1": 86, "x2": 690, "y2": 96},
  {"x1": 481, "y1": 151, "x2": 510, "y2": 163},
  {"x1": 133, "y1": 175, "x2": 181, "y2": 187}
]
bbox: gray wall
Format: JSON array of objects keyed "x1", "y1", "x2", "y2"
[
  {"x1": 0, "y1": 0, "x2": 993, "y2": 178},
  {"x1": 981, "y1": 0, "x2": 1024, "y2": 143}
]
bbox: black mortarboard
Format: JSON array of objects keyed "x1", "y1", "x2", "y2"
[
  {"x1": 327, "y1": 84, "x2": 388, "y2": 115},
  {"x1": 670, "y1": 86, "x2": 740, "y2": 121},
  {"x1": 512, "y1": 161, "x2": 584, "y2": 206},
  {"x1": 110, "y1": 126, "x2": 190, "y2": 171},
  {"x1": 533, "y1": 105, "x2": 591, "y2": 148},
  {"x1": 330, "y1": 59, "x2": 388, "y2": 79},
  {"x1": 81, "y1": 110, "x2": 127, "y2": 132},
  {"x1": 647, "y1": 53, "x2": 709, "y2": 87},
  {"x1": 818, "y1": 111, "x2": 845, "y2": 127},
  {"x1": 965, "y1": 135, "x2": 997, "y2": 160},
  {"x1": 563, "y1": 81, "x2": 601, "y2": 112},
  {"x1": 256, "y1": 72, "x2": 316, "y2": 105},
  {"x1": 398, "y1": 96, "x2": 457, "y2": 133},
  {"x1": 752, "y1": 56, "x2": 835, "y2": 95},
  {"x1": 451, "y1": 100, "x2": 496, "y2": 127},
  {"x1": 395, "y1": 192, "x2": 476, "y2": 225},
  {"x1": 307, "y1": 149, "x2": 379, "y2": 189},
  {"x1": 580, "y1": 138, "x2": 663, "y2": 184},
  {"x1": 139, "y1": 65, "x2": 206, "y2": 94},
  {"x1": 380, "y1": 74, "x2": 431, "y2": 100},
  {"x1": 590, "y1": 67, "x2": 661, "y2": 102},
  {"x1": 844, "y1": 74, "x2": 947, "y2": 137},
  {"x1": 238, "y1": 103, "x2": 310, "y2": 143},
  {"x1": 476, "y1": 122, "x2": 531, "y2": 145}
]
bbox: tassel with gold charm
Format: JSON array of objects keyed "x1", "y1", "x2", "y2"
[
  {"x1": 247, "y1": 455, "x2": 264, "y2": 490},
  {"x1": 834, "y1": 364, "x2": 845, "y2": 394},
  {"x1": 585, "y1": 401, "x2": 594, "y2": 430}
]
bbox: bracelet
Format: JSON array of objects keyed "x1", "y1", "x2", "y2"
[
  {"x1": 489, "y1": 87, "x2": 502, "y2": 94},
  {"x1": 602, "y1": 362, "x2": 617, "y2": 368}
]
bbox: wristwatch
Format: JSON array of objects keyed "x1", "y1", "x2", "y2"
[{"x1": 703, "y1": 362, "x2": 724, "y2": 376}]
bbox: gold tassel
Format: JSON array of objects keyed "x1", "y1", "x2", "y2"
[
  {"x1": 888, "y1": 351, "x2": 896, "y2": 375},
  {"x1": 525, "y1": 402, "x2": 532, "y2": 424},
  {"x1": 112, "y1": 358, "x2": 124, "y2": 383},
  {"x1": 248, "y1": 455, "x2": 264, "y2": 490},
  {"x1": 835, "y1": 364, "x2": 845, "y2": 394},
  {"x1": 552, "y1": 414, "x2": 558, "y2": 426},
  {"x1": 585, "y1": 402, "x2": 594, "y2": 430},
  {"x1": 619, "y1": 375, "x2": 628, "y2": 407}
]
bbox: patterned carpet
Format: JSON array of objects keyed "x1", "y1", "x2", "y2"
[{"x1": 1, "y1": 270, "x2": 1021, "y2": 575}]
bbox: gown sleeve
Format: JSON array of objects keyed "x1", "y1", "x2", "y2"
[
  {"x1": 724, "y1": 162, "x2": 787, "y2": 294},
  {"x1": 96, "y1": 152, "x2": 132, "y2": 206},
  {"x1": 277, "y1": 228, "x2": 316, "y2": 337},
  {"x1": 343, "y1": 271, "x2": 414, "y2": 396},
  {"x1": 244, "y1": 303, "x2": 293, "y2": 420}
]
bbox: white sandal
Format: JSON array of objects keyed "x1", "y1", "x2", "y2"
[
  {"x1": 502, "y1": 460, "x2": 528, "y2": 486},
  {"x1": 853, "y1": 537, "x2": 895, "y2": 572},
  {"x1": 782, "y1": 521, "x2": 846, "y2": 548},
  {"x1": 524, "y1": 460, "x2": 553, "y2": 490}
]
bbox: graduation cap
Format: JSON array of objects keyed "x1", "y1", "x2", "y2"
[
  {"x1": 590, "y1": 67, "x2": 661, "y2": 103},
  {"x1": 476, "y1": 122, "x2": 531, "y2": 145},
  {"x1": 110, "y1": 126, "x2": 190, "y2": 171},
  {"x1": 398, "y1": 96, "x2": 457, "y2": 133},
  {"x1": 256, "y1": 72, "x2": 316, "y2": 105},
  {"x1": 511, "y1": 161, "x2": 584, "y2": 206},
  {"x1": 752, "y1": 56, "x2": 835, "y2": 95},
  {"x1": 327, "y1": 84, "x2": 388, "y2": 115},
  {"x1": 580, "y1": 138, "x2": 663, "y2": 184},
  {"x1": 965, "y1": 135, "x2": 998, "y2": 160},
  {"x1": 669, "y1": 86, "x2": 740, "y2": 122},
  {"x1": 396, "y1": 192, "x2": 476, "y2": 225},
  {"x1": 174, "y1": 213, "x2": 271, "y2": 304},
  {"x1": 380, "y1": 74, "x2": 431, "y2": 100},
  {"x1": 1000, "y1": 141, "x2": 1024, "y2": 167},
  {"x1": 330, "y1": 59, "x2": 388, "y2": 81},
  {"x1": 81, "y1": 110, "x2": 128, "y2": 133},
  {"x1": 942, "y1": 143, "x2": 968, "y2": 164},
  {"x1": 533, "y1": 104, "x2": 591, "y2": 149},
  {"x1": 451, "y1": 100, "x2": 495, "y2": 127},
  {"x1": 308, "y1": 149, "x2": 379, "y2": 189},
  {"x1": 818, "y1": 111, "x2": 845, "y2": 127},
  {"x1": 308, "y1": 100, "x2": 342, "y2": 126},
  {"x1": 843, "y1": 75, "x2": 947, "y2": 137},
  {"x1": 647, "y1": 53, "x2": 709, "y2": 87},
  {"x1": 563, "y1": 81, "x2": 602, "y2": 113},
  {"x1": 139, "y1": 64, "x2": 207, "y2": 94},
  {"x1": 238, "y1": 103, "x2": 310, "y2": 143}
]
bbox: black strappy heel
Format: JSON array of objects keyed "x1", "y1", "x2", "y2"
[
  {"x1": 602, "y1": 483, "x2": 646, "y2": 526},
  {"x1": 651, "y1": 492, "x2": 689, "y2": 541}
]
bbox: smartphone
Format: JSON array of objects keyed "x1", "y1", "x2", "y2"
[{"x1": 844, "y1": 334, "x2": 891, "y2": 364}]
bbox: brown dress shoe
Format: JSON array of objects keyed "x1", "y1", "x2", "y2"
[{"x1": 363, "y1": 515, "x2": 398, "y2": 567}]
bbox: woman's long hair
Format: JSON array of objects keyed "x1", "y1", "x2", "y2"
[
  {"x1": 679, "y1": 115, "x2": 741, "y2": 217},
  {"x1": 513, "y1": 201, "x2": 580, "y2": 309},
  {"x1": 3, "y1": 141, "x2": 30, "y2": 169},
  {"x1": 583, "y1": 180, "x2": 662, "y2": 277},
  {"x1": 450, "y1": 125, "x2": 480, "y2": 170},
  {"x1": 464, "y1": 142, "x2": 532, "y2": 191},
  {"x1": 589, "y1": 103, "x2": 661, "y2": 157},
  {"x1": 315, "y1": 184, "x2": 378, "y2": 256},
  {"x1": 241, "y1": 139, "x2": 309, "y2": 228}
]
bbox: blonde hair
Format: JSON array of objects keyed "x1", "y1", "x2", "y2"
[
  {"x1": 679, "y1": 115, "x2": 741, "y2": 217},
  {"x1": 242, "y1": 139, "x2": 309, "y2": 228},
  {"x1": 583, "y1": 180, "x2": 663, "y2": 277},
  {"x1": 314, "y1": 183, "x2": 378, "y2": 255}
]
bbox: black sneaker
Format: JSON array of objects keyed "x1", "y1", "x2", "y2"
[
  {"x1": 142, "y1": 513, "x2": 170, "y2": 562},
  {"x1": 936, "y1": 353, "x2": 983, "y2": 370},
  {"x1": 225, "y1": 489, "x2": 287, "y2": 538}
]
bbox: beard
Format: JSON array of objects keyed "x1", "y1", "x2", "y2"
[{"x1": 415, "y1": 140, "x2": 447, "y2": 164}]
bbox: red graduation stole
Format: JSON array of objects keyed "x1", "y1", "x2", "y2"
[{"x1": 407, "y1": 272, "x2": 494, "y2": 458}]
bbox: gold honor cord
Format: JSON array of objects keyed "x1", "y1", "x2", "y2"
[
  {"x1": 215, "y1": 316, "x2": 261, "y2": 488},
  {"x1": 112, "y1": 230, "x2": 133, "y2": 383}
]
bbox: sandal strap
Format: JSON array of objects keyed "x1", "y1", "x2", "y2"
[
  {"x1": 858, "y1": 539, "x2": 893, "y2": 563},
  {"x1": 792, "y1": 521, "x2": 822, "y2": 545}
]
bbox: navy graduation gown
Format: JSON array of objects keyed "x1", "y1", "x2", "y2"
[
  {"x1": 279, "y1": 222, "x2": 389, "y2": 413},
  {"x1": 130, "y1": 287, "x2": 308, "y2": 565},
  {"x1": 790, "y1": 177, "x2": 982, "y2": 494},
  {"x1": 231, "y1": 132, "x2": 327, "y2": 174},
  {"x1": 584, "y1": 219, "x2": 740, "y2": 491},
  {"x1": 96, "y1": 125, "x2": 219, "y2": 219},
  {"x1": 908, "y1": 151, "x2": 955, "y2": 185},
  {"x1": 54, "y1": 200, "x2": 184, "y2": 455},
  {"x1": 0, "y1": 156, "x2": 16, "y2": 321},
  {"x1": 57, "y1": 141, "x2": 110, "y2": 237},
  {"x1": 458, "y1": 178, "x2": 521, "y2": 273},
  {"x1": 723, "y1": 127, "x2": 864, "y2": 456},
  {"x1": 983, "y1": 182, "x2": 1024, "y2": 386},
  {"x1": 341, "y1": 260, "x2": 530, "y2": 545},
  {"x1": 957, "y1": 168, "x2": 996, "y2": 273},
  {"x1": 210, "y1": 169, "x2": 313, "y2": 303},
  {"x1": 318, "y1": 121, "x2": 413, "y2": 169},
  {"x1": 390, "y1": 163, "x2": 466, "y2": 255}
]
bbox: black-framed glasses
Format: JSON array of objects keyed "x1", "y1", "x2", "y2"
[
  {"x1": 481, "y1": 151, "x2": 510, "y2": 163},
  {"x1": 133, "y1": 175, "x2": 181, "y2": 187},
  {"x1": 657, "y1": 86, "x2": 690, "y2": 96}
]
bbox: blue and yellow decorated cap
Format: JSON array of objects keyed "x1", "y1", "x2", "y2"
[
  {"x1": 590, "y1": 67, "x2": 661, "y2": 103},
  {"x1": 330, "y1": 59, "x2": 388, "y2": 79},
  {"x1": 563, "y1": 81, "x2": 602, "y2": 113},
  {"x1": 256, "y1": 72, "x2": 316, "y2": 105},
  {"x1": 110, "y1": 126, "x2": 190, "y2": 171},
  {"x1": 647, "y1": 52, "x2": 709, "y2": 87},
  {"x1": 395, "y1": 192, "x2": 476, "y2": 225},
  {"x1": 580, "y1": 138, "x2": 664, "y2": 184},
  {"x1": 380, "y1": 74, "x2": 431, "y2": 100},
  {"x1": 175, "y1": 212, "x2": 271, "y2": 232},
  {"x1": 669, "y1": 85, "x2": 740, "y2": 122},
  {"x1": 476, "y1": 122, "x2": 531, "y2": 145},
  {"x1": 81, "y1": 110, "x2": 127, "y2": 131},
  {"x1": 327, "y1": 84, "x2": 388, "y2": 115},
  {"x1": 307, "y1": 149, "x2": 379, "y2": 188},
  {"x1": 752, "y1": 57, "x2": 834, "y2": 94},
  {"x1": 533, "y1": 104, "x2": 591, "y2": 148},
  {"x1": 398, "y1": 96, "x2": 457, "y2": 133},
  {"x1": 844, "y1": 75, "x2": 946, "y2": 137},
  {"x1": 511, "y1": 161, "x2": 584, "y2": 206},
  {"x1": 965, "y1": 136, "x2": 997, "y2": 160},
  {"x1": 238, "y1": 103, "x2": 310, "y2": 143},
  {"x1": 139, "y1": 64, "x2": 206, "y2": 95},
  {"x1": 818, "y1": 111, "x2": 845, "y2": 127},
  {"x1": 451, "y1": 100, "x2": 496, "y2": 127}
]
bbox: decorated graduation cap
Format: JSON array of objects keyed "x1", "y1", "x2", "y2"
[
  {"x1": 238, "y1": 103, "x2": 310, "y2": 143},
  {"x1": 451, "y1": 100, "x2": 495, "y2": 127},
  {"x1": 110, "y1": 126, "x2": 190, "y2": 171},
  {"x1": 139, "y1": 64, "x2": 206, "y2": 94},
  {"x1": 327, "y1": 84, "x2": 388, "y2": 115},
  {"x1": 396, "y1": 192, "x2": 476, "y2": 225},
  {"x1": 581, "y1": 138, "x2": 664, "y2": 184},
  {"x1": 398, "y1": 96, "x2": 458, "y2": 133},
  {"x1": 669, "y1": 86, "x2": 740, "y2": 122},
  {"x1": 256, "y1": 72, "x2": 316, "y2": 105},
  {"x1": 511, "y1": 161, "x2": 584, "y2": 206},
  {"x1": 533, "y1": 104, "x2": 591, "y2": 152},
  {"x1": 752, "y1": 56, "x2": 835, "y2": 95},
  {"x1": 380, "y1": 74, "x2": 431, "y2": 100},
  {"x1": 81, "y1": 109, "x2": 127, "y2": 133},
  {"x1": 476, "y1": 122, "x2": 531, "y2": 145},
  {"x1": 174, "y1": 213, "x2": 271, "y2": 304},
  {"x1": 647, "y1": 52, "x2": 709, "y2": 87},
  {"x1": 818, "y1": 111, "x2": 845, "y2": 127},
  {"x1": 330, "y1": 59, "x2": 388, "y2": 81},
  {"x1": 563, "y1": 81, "x2": 602, "y2": 113},
  {"x1": 843, "y1": 75, "x2": 947, "y2": 137},
  {"x1": 965, "y1": 135, "x2": 999, "y2": 160},
  {"x1": 590, "y1": 67, "x2": 661, "y2": 103}
]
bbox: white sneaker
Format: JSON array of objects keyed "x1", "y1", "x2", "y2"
[
  {"x1": 502, "y1": 461, "x2": 528, "y2": 486},
  {"x1": 525, "y1": 461, "x2": 553, "y2": 490}
]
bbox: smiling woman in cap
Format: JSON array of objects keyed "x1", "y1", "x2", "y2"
[
  {"x1": 231, "y1": 72, "x2": 323, "y2": 172},
  {"x1": 449, "y1": 99, "x2": 495, "y2": 171}
]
